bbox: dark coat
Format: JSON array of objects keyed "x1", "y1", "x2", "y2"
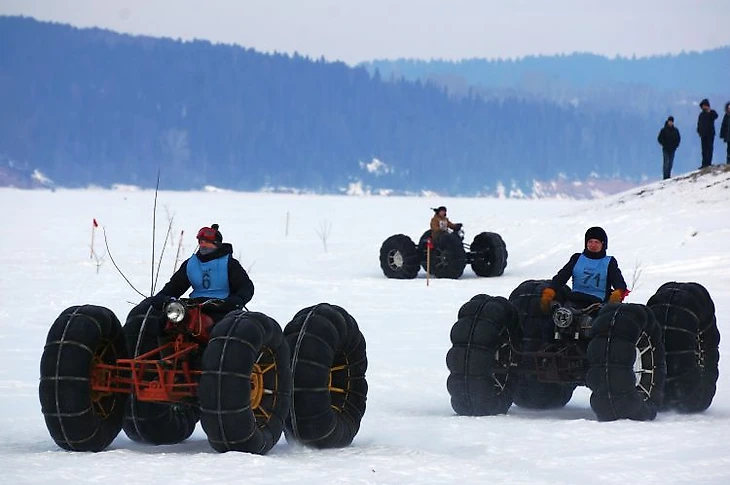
[
  {"x1": 549, "y1": 250, "x2": 627, "y2": 303},
  {"x1": 155, "y1": 242, "x2": 254, "y2": 313},
  {"x1": 697, "y1": 109, "x2": 719, "y2": 138},
  {"x1": 657, "y1": 123, "x2": 681, "y2": 151},
  {"x1": 721, "y1": 104, "x2": 730, "y2": 142}
]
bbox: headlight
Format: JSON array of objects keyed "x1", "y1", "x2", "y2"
[
  {"x1": 552, "y1": 307, "x2": 573, "y2": 328},
  {"x1": 165, "y1": 301, "x2": 186, "y2": 323}
]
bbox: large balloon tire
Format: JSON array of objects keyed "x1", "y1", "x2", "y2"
[
  {"x1": 647, "y1": 282, "x2": 720, "y2": 413},
  {"x1": 586, "y1": 303, "x2": 666, "y2": 421},
  {"x1": 446, "y1": 294, "x2": 522, "y2": 415},
  {"x1": 199, "y1": 311, "x2": 292, "y2": 454},
  {"x1": 379, "y1": 234, "x2": 420, "y2": 279},
  {"x1": 470, "y1": 232, "x2": 508, "y2": 277},
  {"x1": 39, "y1": 304, "x2": 128, "y2": 452},
  {"x1": 508, "y1": 280, "x2": 575, "y2": 409},
  {"x1": 121, "y1": 299, "x2": 199, "y2": 445},
  {"x1": 419, "y1": 231, "x2": 467, "y2": 279},
  {"x1": 284, "y1": 303, "x2": 368, "y2": 449}
]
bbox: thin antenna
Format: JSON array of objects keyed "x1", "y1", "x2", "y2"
[
  {"x1": 103, "y1": 227, "x2": 145, "y2": 298},
  {"x1": 151, "y1": 170, "x2": 160, "y2": 296},
  {"x1": 152, "y1": 216, "x2": 175, "y2": 294},
  {"x1": 173, "y1": 229, "x2": 185, "y2": 272}
]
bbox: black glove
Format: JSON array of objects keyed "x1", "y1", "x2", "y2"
[
  {"x1": 149, "y1": 293, "x2": 173, "y2": 311},
  {"x1": 454, "y1": 223, "x2": 463, "y2": 231},
  {"x1": 204, "y1": 297, "x2": 240, "y2": 313}
]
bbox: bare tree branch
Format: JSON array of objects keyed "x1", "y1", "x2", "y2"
[
  {"x1": 629, "y1": 259, "x2": 643, "y2": 293},
  {"x1": 315, "y1": 219, "x2": 332, "y2": 253}
]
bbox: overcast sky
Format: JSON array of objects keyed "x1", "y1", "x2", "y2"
[{"x1": 2, "y1": 0, "x2": 729, "y2": 64}]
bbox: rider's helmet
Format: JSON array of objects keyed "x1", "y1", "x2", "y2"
[
  {"x1": 584, "y1": 226, "x2": 608, "y2": 250},
  {"x1": 197, "y1": 224, "x2": 223, "y2": 246}
]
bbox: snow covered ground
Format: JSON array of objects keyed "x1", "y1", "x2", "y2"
[{"x1": 1, "y1": 166, "x2": 729, "y2": 484}]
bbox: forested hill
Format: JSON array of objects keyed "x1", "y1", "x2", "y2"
[
  {"x1": 0, "y1": 16, "x2": 707, "y2": 195},
  {"x1": 363, "y1": 49, "x2": 730, "y2": 95}
]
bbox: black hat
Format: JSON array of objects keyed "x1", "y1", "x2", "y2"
[
  {"x1": 197, "y1": 223, "x2": 223, "y2": 246},
  {"x1": 700, "y1": 98, "x2": 710, "y2": 108},
  {"x1": 432, "y1": 206, "x2": 447, "y2": 213},
  {"x1": 585, "y1": 226, "x2": 608, "y2": 250},
  {"x1": 667, "y1": 116, "x2": 674, "y2": 122}
]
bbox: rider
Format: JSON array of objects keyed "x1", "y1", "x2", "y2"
[
  {"x1": 540, "y1": 226, "x2": 628, "y2": 313},
  {"x1": 151, "y1": 223, "x2": 254, "y2": 321},
  {"x1": 429, "y1": 206, "x2": 462, "y2": 242}
]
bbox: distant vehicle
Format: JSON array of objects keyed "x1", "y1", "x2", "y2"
[
  {"x1": 379, "y1": 228, "x2": 507, "y2": 279},
  {"x1": 446, "y1": 281, "x2": 719, "y2": 420},
  {"x1": 39, "y1": 298, "x2": 367, "y2": 454}
]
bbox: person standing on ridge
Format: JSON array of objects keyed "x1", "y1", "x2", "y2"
[
  {"x1": 697, "y1": 98, "x2": 719, "y2": 169},
  {"x1": 657, "y1": 115, "x2": 681, "y2": 179},
  {"x1": 720, "y1": 102, "x2": 730, "y2": 165}
]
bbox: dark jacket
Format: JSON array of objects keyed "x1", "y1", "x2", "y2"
[
  {"x1": 697, "y1": 109, "x2": 719, "y2": 138},
  {"x1": 657, "y1": 123, "x2": 681, "y2": 151},
  {"x1": 721, "y1": 104, "x2": 730, "y2": 142},
  {"x1": 549, "y1": 250, "x2": 627, "y2": 303},
  {"x1": 155, "y1": 242, "x2": 254, "y2": 313}
]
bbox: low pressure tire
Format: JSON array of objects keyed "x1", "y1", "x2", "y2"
[
  {"x1": 39, "y1": 305, "x2": 128, "y2": 451},
  {"x1": 586, "y1": 303, "x2": 666, "y2": 421},
  {"x1": 420, "y1": 231, "x2": 467, "y2": 279},
  {"x1": 284, "y1": 304, "x2": 368, "y2": 448},
  {"x1": 470, "y1": 232, "x2": 508, "y2": 277},
  {"x1": 648, "y1": 282, "x2": 720, "y2": 413},
  {"x1": 508, "y1": 280, "x2": 575, "y2": 409},
  {"x1": 199, "y1": 311, "x2": 292, "y2": 454},
  {"x1": 121, "y1": 299, "x2": 199, "y2": 445},
  {"x1": 379, "y1": 234, "x2": 420, "y2": 279},
  {"x1": 446, "y1": 294, "x2": 522, "y2": 415}
]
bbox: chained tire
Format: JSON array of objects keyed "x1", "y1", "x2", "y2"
[
  {"x1": 470, "y1": 232, "x2": 508, "y2": 277},
  {"x1": 586, "y1": 303, "x2": 666, "y2": 421},
  {"x1": 419, "y1": 231, "x2": 467, "y2": 279},
  {"x1": 284, "y1": 303, "x2": 368, "y2": 448},
  {"x1": 39, "y1": 305, "x2": 128, "y2": 452},
  {"x1": 121, "y1": 299, "x2": 199, "y2": 445},
  {"x1": 379, "y1": 234, "x2": 420, "y2": 279},
  {"x1": 508, "y1": 280, "x2": 575, "y2": 409},
  {"x1": 647, "y1": 282, "x2": 720, "y2": 413},
  {"x1": 199, "y1": 311, "x2": 291, "y2": 454},
  {"x1": 446, "y1": 294, "x2": 522, "y2": 415}
]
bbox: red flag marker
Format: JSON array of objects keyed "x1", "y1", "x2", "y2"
[{"x1": 90, "y1": 218, "x2": 98, "y2": 259}]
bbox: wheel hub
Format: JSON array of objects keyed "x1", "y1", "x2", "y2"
[
  {"x1": 388, "y1": 250, "x2": 404, "y2": 269},
  {"x1": 634, "y1": 332, "x2": 655, "y2": 398},
  {"x1": 250, "y1": 363, "x2": 265, "y2": 410}
]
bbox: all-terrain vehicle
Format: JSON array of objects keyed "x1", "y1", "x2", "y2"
[
  {"x1": 379, "y1": 228, "x2": 507, "y2": 279},
  {"x1": 40, "y1": 297, "x2": 368, "y2": 454},
  {"x1": 446, "y1": 280, "x2": 720, "y2": 420}
]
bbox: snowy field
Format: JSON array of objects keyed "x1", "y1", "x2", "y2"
[{"x1": 1, "y1": 166, "x2": 729, "y2": 485}]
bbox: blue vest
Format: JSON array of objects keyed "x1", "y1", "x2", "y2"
[
  {"x1": 572, "y1": 254, "x2": 611, "y2": 300},
  {"x1": 186, "y1": 254, "x2": 230, "y2": 299}
]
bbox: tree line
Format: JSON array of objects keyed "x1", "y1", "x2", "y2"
[{"x1": 0, "y1": 16, "x2": 704, "y2": 194}]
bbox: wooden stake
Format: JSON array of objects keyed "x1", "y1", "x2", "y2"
[{"x1": 90, "y1": 218, "x2": 98, "y2": 259}]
